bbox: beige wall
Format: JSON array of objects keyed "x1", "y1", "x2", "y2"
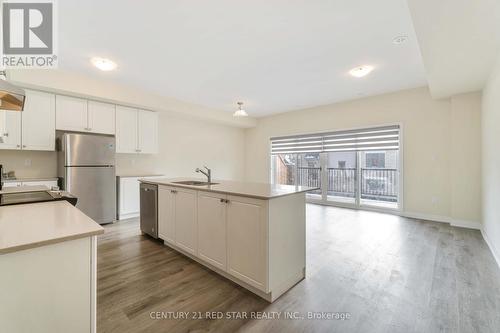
[
  {"x1": 244, "y1": 87, "x2": 482, "y2": 224},
  {"x1": 482, "y1": 54, "x2": 500, "y2": 261},
  {"x1": 0, "y1": 150, "x2": 57, "y2": 178}
]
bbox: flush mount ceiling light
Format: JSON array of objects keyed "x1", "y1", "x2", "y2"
[
  {"x1": 392, "y1": 35, "x2": 409, "y2": 45},
  {"x1": 233, "y1": 101, "x2": 248, "y2": 117},
  {"x1": 90, "y1": 57, "x2": 117, "y2": 71},
  {"x1": 349, "y1": 65, "x2": 374, "y2": 78}
]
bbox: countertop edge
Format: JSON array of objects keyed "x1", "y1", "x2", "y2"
[
  {"x1": 0, "y1": 228, "x2": 104, "y2": 255},
  {"x1": 139, "y1": 179, "x2": 318, "y2": 200}
]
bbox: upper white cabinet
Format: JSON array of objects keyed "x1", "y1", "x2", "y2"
[
  {"x1": 137, "y1": 110, "x2": 158, "y2": 154},
  {"x1": 0, "y1": 110, "x2": 21, "y2": 149},
  {"x1": 0, "y1": 90, "x2": 55, "y2": 151},
  {"x1": 115, "y1": 106, "x2": 137, "y2": 153},
  {"x1": 88, "y1": 101, "x2": 115, "y2": 135},
  {"x1": 116, "y1": 106, "x2": 158, "y2": 154},
  {"x1": 56, "y1": 96, "x2": 115, "y2": 134},
  {"x1": 55, "y1": 95, "x2": 88, "y2": 132},
  {"x1": 22, "y1": 90, "x2": 56, "y2": 150}
]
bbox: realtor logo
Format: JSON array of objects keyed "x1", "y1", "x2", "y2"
[{"x1": 1, "y1": 0, "x2": 57, "y2": 68}]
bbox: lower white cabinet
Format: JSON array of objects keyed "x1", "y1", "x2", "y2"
[
  {"x1": 0, "y1": 110, "x2": 22, "y2": 149},
  {"x1": 158, "y1": 185, "x2": 269, "y2": 292},
  {"x1": 226, "y1": 195, "x2": 268, "y2": 291},
  {"x1": 158, "y1": 186, "x2": 175, "y2": 244},
  {"x1": 117, "y1": 176, "x2": 164, "y2": 220},
  {"x1": 156, "y1": 184, "x2": 307, "y2": 302},
  {"x1": 158, "y1": 186, "x2": 197, "y2": 255},
  {"x1": 197, "y1": 191, "x2": 227, "y2": 270}
]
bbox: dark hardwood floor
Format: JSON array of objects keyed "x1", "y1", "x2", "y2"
[{"x1": 97, "y1": 204, "x2": 500, "y2": 333}]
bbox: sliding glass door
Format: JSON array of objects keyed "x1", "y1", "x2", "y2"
[{"x1": 270, "y1": 125, "x2": 401, "y2": 211}]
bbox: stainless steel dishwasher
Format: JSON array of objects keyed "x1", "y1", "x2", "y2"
[{"x1": 139, "y1": 182, "x2": 158, "y2": 238}]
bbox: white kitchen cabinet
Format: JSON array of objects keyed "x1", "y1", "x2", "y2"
[
  {"x1": 137, "y1": 110, "x2": 158, "y2": 154},
  {"x1": 158, "y1": 186, "x2": 175, "y2": 244},
  {"x1": 226, "y1": 195, "x2": 268, "y2": 291},
  {"x1": 156, "y1": 182, "x2": 306, "y2": 302},
  {"x1": 0, "y1": 111, "x2": 21, "y2": 149},
  {"x1": 56, "y1": 95, "x2": 115, "y2": 135},
  {"x1": 22, "y1": 90, "x2": 55, "y2": 150},
  {"x1": 117, "y1": 177, "x2": 141, "y2": 219},
  {"x1": 56, "y1": 95, "x2": 88, "y2": 132},
  {"x1": 87, "y1": 101, "x2": 115, "y2": 135},
  {"x1": 197, "y1": 191, "x2": 227, "y2": 270},
  {"x1": 115, "y1": 106, "x2": 137, "y2": 153},
  {"x1": 116, "y1": 106, "x2": 158, "y2": 154},
  {"x1": 173, "y1": 188, "x2": 197, "y2": 255},
  {"x1": 158, "y1": 186, "x2": 197, "y2": 254},
  {"x1": 0, "y1": 90, "x2": 56, "y2": 151}
]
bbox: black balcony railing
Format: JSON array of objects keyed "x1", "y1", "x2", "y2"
[
  {"x1": 297, "y1": 167, "x2": 321, "y2": 194},
  {"x1": 360, "y1": 168, "x2": 398, "y2": 202},
  {"x1": 328, "y1": 168, "x2": 356, "y2": 197},
  {"x1": 295, "y1": 167, "x2": 398, "y2": 202}
]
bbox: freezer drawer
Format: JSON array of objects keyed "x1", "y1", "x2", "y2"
[
  {"x1": 66, "y1": 166, "x2": 116, "y2": 224},
  {"x1": 140, "y1": 183, "x2": 158, "y2": 238}
]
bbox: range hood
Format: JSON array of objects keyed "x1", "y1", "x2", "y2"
[{"x1": 0, "y1": 71, "x2": 25, "y2": 111}]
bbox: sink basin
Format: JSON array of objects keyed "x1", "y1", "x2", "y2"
[{"x1": 172, "y1": 180, "x2": 219, "y2": 186}]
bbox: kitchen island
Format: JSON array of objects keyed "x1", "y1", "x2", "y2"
[
  {"x1": 139, "y1": 178, "x2": 317, "y2": 302},
  {"x1": 0, "y1": 200, "x2": 104, "y2": 333}
]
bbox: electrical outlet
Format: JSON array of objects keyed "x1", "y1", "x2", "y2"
[{"x1": 24, "y1": 159, "x2": 32, "y2": 167}]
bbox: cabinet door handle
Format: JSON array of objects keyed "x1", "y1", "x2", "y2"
[
  {"x1": 16, "y1": 144, "x2": 20, "y2": 148},
  {"x1": 220, "y1": 198, "x2": 225, "y2": 203},
  {"x1": 3, "y1": 132, "x2": 8, "y2": 137},
  {"x1": 225, "y1": 199, "x2": 230, "y2": 204},
  {"x1": 22, "y1": 145, "x2": 26, "y2": 148},
  {"x1": 171, "y1": 189, "x2": 177, "y2": 194}
]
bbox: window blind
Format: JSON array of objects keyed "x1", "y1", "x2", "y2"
[{"x1": 270, "y1": 125, "x2": 400, "y2": 154}]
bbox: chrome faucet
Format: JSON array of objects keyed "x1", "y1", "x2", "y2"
[{"x1": 195, "y1": 166, "x2": 212, "y2": 183}]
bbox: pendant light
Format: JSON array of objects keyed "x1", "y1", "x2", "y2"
[{"x1": 233, "y1": 102, "x2": 248, "y2": 117}]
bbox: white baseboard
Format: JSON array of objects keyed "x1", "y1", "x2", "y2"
[
  {"x1": 118, "y1": 212, "x2": 139, "y2": 220},
  {"x1": 481, "y1": 229, "x2": 500, "y2": 269},
  {"x1": 401, "y1": 211, "x2": 481, "y2": 230}
]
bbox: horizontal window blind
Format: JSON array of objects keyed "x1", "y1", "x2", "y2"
[{"x1": 271, "y1": 125, "x2": 400, "y2": 154}]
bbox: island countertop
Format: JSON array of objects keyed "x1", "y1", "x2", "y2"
[
  {"x1": 139, "y1": 177, "x2": 318, "y2": 199},
  {"x1": 0, "y1": 201, "x2": 104, "y2": 255}
]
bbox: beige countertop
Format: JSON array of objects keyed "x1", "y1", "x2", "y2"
[
  {"x1": 117, "y1": 174, "x2": 165, "y2": 178},
  {"x1": 139, "y1": 177, "x2": 318, "y2": 199},
  {"x1": 0, "y1": 201, "x2": 104, "y2": 255}
]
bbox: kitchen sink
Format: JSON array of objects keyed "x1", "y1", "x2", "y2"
[{"x1": 172, "y1": 180, "x2": 219, "y2": 186}]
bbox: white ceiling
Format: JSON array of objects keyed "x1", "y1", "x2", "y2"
[
  {"x1": 58, "y1": 0, "x2": 427, "y2": 117},
  {"x1": 407, "y1": 0, "x2": 500, "y2": 99}
]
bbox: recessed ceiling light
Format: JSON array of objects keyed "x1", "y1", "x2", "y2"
[
  {"x1": 392, "y1": 35, "x2": 408, "y2": 45},
  {"x1": 349, "y1": 65, "x2": 374, "y2": 78},
  {"x1": 91, "y1": 57, "x2": 117, "y2": 71},
  {"x1": 233, "y1": 101, "x2": 248, "y2": 117}
]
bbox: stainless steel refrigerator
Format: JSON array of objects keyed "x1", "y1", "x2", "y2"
[{"x1": 57, "y1": 132, "x2": 116, "y2": 224}]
